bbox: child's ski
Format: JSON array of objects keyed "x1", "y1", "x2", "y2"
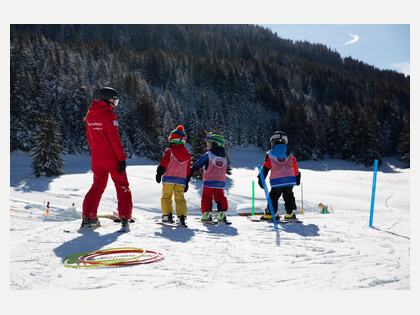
[
  {"x1": 156, "y1": 220, "x2": 188, "y2": 228},
  {"x1": 247, "y1": 215, "x2": 302, "y2": 224},
  {"x1": 195, "y1": 218, "x2": 219, "y2": 225},
  {"x1": 195, "y1": 218, "x2": 232, "y2": 225}
]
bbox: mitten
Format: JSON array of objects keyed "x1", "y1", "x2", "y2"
[
  {"x1": 156, "y1": 165, "x2": 166, "y2": 183},
  {"x1": 119, "y1": 160, "x2": 126, "y2": 174},
  {"x1": 296, "y1": 171, "x2": 301, "y2": 186}
]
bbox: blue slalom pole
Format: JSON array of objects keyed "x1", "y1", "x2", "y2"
[
  {"x1": 257, "y1": 165, "x2": 279, "y2": 230},
  {"x1": 369, "y1": 159, "x2": 379, "y2": 227}
]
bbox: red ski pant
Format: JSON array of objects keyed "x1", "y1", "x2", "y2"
[
  {"x1": 201, "y1": 186, "x2": 228, "y2": 213},
  {"x1": 82, "y1": 164, "x2": 133, "y2": 219}
]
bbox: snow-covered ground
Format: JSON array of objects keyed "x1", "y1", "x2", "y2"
[{"x1": 8, "y1": 146, "x2": 415, "y2": 312}]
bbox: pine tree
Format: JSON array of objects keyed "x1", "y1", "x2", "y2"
[
  {"x1": 162, "y1": 111, "x2": 175, "y2": 140},
  {"x1": 397, "y1": 114, "x2": 410, "y2": 164},
  {"x1": 312, "y1": 119, "x2": 325, "y2": 160},
  {"x1": 30, "y1": 114, "x2": 64, "y2": 177},
  {"x1": 190, "y1": 126, "x2": 208, "y2": 179},
  {"x1": 282, "y1": 103, "x2": 312, "y2": 160},
  {"x1": 326, "y1": 102, "x2": 342, "y2": 158},
  {"x1": 352, "y1": 106, "x2": 383, "y2": 167},
  {"x1": 341, "y1": 105, "x2": 361, "y2": 161},
  {"x1": 132, "y1": 79, "x2": 163, "y2": 160}
]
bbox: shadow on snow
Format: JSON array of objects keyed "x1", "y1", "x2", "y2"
[{"x1": 53, "y1": 229, "x2": 124, "y2": 262}]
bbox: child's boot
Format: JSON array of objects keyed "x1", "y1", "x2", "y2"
[
  {"x1": 217, "y1": 211, "x2": 227, "y2": 222},
  {"x1": 162, "y1": 212, "x2": 174, "y2": 223},
  {"x1": 284, "y1": 210, "x2": 297, "y2": 220},
  {"x1": 261, "y1": 208, "x2": 272, "y2": 220},
  {"x1": 201, "y1": 211, "x2": 212, "y2": 221},
  {"x1": 178, "y1": 215, "x2": 187, "y2": 226}
]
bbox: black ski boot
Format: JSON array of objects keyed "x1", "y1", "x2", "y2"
[
  {"x1": 178, "y1": 215, "x2": 187, "y2": 226},
  {"x1": 162, "y1": 212, "x2": 174, "y2": 223},
  {"x1": 80, "y1": 216, "x2": 101, "y2": 229},
  {"x1": 118, "y1": 217, "x2": 130, "y2": 232}
]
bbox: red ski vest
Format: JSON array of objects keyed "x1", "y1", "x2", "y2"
[
  {"x1": 268, "y1": 151, "x2": 297, "y2": 187},
  {"x1": 162, "y1": 148, "x2": 189, "y2": 186},
  {"x1": 203, "y1": 152, "x2": 227, "y2": 188}
]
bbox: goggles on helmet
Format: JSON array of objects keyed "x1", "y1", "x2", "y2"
[{"x1": 112, "y1": 98, "x2": 119, "y2": 107}]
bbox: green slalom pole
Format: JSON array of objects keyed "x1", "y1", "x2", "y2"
[{"x1": 252, "y1": 180, "x2": 255, "y2": 216}]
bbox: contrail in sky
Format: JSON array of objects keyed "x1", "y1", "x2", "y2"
[{"x1": 342, "y1": 33, "x2": 360, "y2": 46}]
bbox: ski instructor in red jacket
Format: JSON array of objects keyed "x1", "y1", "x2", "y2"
[{"x1": 81, "y1": 87, "x2": 133, "y2": 231}]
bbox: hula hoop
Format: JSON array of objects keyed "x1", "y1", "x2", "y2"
[
  {"x1": 65, "y1": 247, "x2": 145, "y2": 268},
  {"x1": 64, "y1": 247, "x2": 163, "y2": 268},
  {"x1": 78, "y1": 248, "x2": 146, "y2": 265},
  {"x1": 80, "y1": 249, "x2": 164, "y2": 266}
]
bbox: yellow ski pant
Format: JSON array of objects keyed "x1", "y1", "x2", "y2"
[{"x1": 161, "y1": 183, "x2": 187, "y2": 216}]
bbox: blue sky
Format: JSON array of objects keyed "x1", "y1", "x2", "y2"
[{"x1": 260, "y1": 24, "x2": 410, "y2": 76}]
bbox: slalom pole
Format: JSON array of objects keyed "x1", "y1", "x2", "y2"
[
  {"x1": 252, "y1": 181, "x2": 255, "y2": 216},
  {"x1": 257, "y1": 165, "x2": 278, "y2": 230},
  {"x1": 369, "y1": 159, "x2": 379, "y2": 227}
]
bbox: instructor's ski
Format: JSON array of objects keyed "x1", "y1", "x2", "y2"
[{"x1": 64, "y1": 224, "x2": 112, "y2": 233}]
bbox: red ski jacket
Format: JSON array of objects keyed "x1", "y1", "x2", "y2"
[
  {"x1": 159, "y1": 144, "x2": 191, "y2": 175},
  {"x1": 85, "y1": 100, "x2": 126, "y2": 167}
]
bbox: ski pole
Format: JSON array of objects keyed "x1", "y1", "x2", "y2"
[
  {"x1": 252, "y1": 180, "x2": 255, "y2": 216},
  {"x1": 257, "y1": 165, "x2": 278, "y2": 230},
  {"x1": 300, "y1": 182, "x2": 304, "y2": 214}
]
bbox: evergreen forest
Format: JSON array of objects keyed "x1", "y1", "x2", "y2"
[{"x1": 10, "y1": 24, "x2": 410, "y2": 168}]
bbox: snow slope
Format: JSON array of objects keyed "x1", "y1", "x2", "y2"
[{"x1": 8, "y1": 146, "x2": 415, "y2": 311}]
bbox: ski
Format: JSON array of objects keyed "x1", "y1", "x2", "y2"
[
  {"x1": 64, "y1": 220, "x2": 134, "y2": 233},
  {"x1": 279, "y1": 219, "x2": 303, "y2": 224},
  {"x1": 247, "y1": 216, "x2": 302, "y2": 224},
  {"x1": 155, "y1": 220, "x2": 188, "y2": 228},
  {"x1": 64, "y1": 224, "x2": 111, "y2": 233},
  {"x1": 195, "y1": 218, "x2": 232, "y2": 225},
  {"x1": 195, "y1": 218, "x2": 219, "y2": 225},
  {"x1": 113, "y1": 218, "x2": 135, "y2": 223},
  {"x1": 116, "y1": 226, "x2": 130, "y2": 233}
]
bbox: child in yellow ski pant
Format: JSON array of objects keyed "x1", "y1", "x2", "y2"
[{"x1": 161, "y1": 183, "x2": 187, "y2": 217}]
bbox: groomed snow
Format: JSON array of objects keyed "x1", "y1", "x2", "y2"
[{"x1": 8, "y1": 146, "x2": 415, "y2": 312}]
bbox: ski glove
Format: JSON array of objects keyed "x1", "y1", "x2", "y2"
[
  {"x1": 257, "y1": 175, "x2": 264, "y2": 189},
  {"x1": 257, "y1": 166, "x2": 270, "y2": 189},
  {"x1": 296, "y1": 171, "x2": 301, "y2": 186},
  {"x1": 184, "y1": 175, "x2": 191, "y2": 192},
  {"x1": 156, "y1": 165, "x2": 166, "y2": 183},
  {"x1": 119, "y1": 160, "x2": 126, "y2": 174}
]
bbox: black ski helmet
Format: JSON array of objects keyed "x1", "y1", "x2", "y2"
[
  {"x1": 99, "y1": 87, "x2": 119, "y2": 101},
  {"x1": 270, "y1": 131, "x2": 288, "y2": 147}
]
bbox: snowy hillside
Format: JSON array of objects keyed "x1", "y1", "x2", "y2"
[{"x1": 10, "y1": 146, "x2": 411, "y2": 298}]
